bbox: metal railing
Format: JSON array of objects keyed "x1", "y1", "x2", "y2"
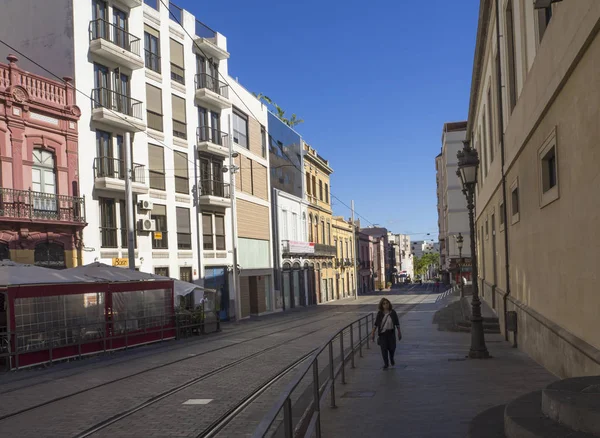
[
  {"x1": 89, "y1": 19, "x2": 141, "y2": 56},
  {"x1": 0, "y1": 187, "x2": 85, "y2": 223},
  {"x1": 313, "y1": 243, "x2": 337, "y2": 257},
  {"x1": 92, "y1": 87, "x2": 143, "y2": 120},
  {"x1": 197, "y1": 126, "x2": 229, "y2": 147},
  {"x1": 93, "y1": 157, "x2": 146, "y2": 184},
  {"x1": 253, "y1": 313, "x2": 375, "y2": 437},
  {"x1": 0, "y1": 310, "x2": 219, "y2": 371},
  {"x1": 144, "y1": 50, "x2": 161, "y2": 73},
  {"x1": 200, "y1": 179, "x2": 230, "y2": 198},
  {"x1": 195, "y1": 73, "x2": 229, "y2": 99}
]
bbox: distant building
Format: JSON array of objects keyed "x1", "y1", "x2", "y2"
[
  {"x1": 360, "y1": 227, "x2": 389, "y2": 286},
  {"x1": 358, "y1": 231, "x2": 375, "y2": 294}
]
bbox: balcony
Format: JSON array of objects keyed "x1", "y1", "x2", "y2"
[
  {"x1": 313, "y1": 243, "x2": 336, "y2": 258},
  {"x1": 193, "y1": 20, "x2": 230, "y2": 61},
  {"x1": 120, "y1": 0, "x2": 142, "y2": 7},
  {"x1": 91, "y1": 88, "x2": 146, "y2": 132},
  {"x1": 194, "y1": 73, "x2": 231, "y2": 110},
  {"x1": 0, "y1": 188, "x2": 85, "y2": 225},
  {"x1": 89, "y1": 19, "x2": 144, "y2": 70},
  {"x1": 197, "y1": 126, "x2": 229, "y2": 158},
  {"x1": 199, "y1": 179, "x2": 231, "y2": 208},
  {"x1": 93, "y1": 157, "x2": 149, "y2": 194}
]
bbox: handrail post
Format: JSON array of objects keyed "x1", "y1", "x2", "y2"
[
  {"x1": 313, "y1": 359, "x2": 321, "y2": 437},
  {"x1": 329, "y1": 341, "x2": 336, "y2": 408},
  {"x1": 340, "y1": 329, "x2": 346, "y2": 384},
  {"x1": 365, "y1": 315, "x2": 370, "y2": 350},
  {"x1": 283, "y1": 397, "x2": 293, "y2": 438},
  {"x1": 358, "y1": 318, "x2": 363, "y2": 358},
  {"x1": 349, "y1": 322, "x2": 355, "y2": 369}
]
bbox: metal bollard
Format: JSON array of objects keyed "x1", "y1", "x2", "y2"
[
  {"x1": 329, "y1": 342, "x2": 336, "y2": 408},
  {"x1": 340, "y1": 330, "x2": 346, "y2": 384},
  {"x1": 349, "y1": 323, "x2": 355, "y2": 369},
  {"x1": 283, "y1": 397, "x2": 293, "y2": 438},
  {"x1": 313, "y1": 359, "x2": 321, "y2": 437}
]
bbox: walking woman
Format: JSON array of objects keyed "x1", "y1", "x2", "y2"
[{"x1": 371, "y1": 297, "x2": 402, "y2": 369}]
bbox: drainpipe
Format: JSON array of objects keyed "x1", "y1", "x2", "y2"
[{"x1": 494, "y1": 0, "x2": 512, "y2": 341}]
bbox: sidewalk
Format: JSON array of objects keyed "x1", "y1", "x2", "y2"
[{"x1": 319, "y1": 295, "x2": 557, "y2": 437}]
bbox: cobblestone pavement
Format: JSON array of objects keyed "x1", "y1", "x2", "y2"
[
  {"x1": 319, "y1": 292, "x2": 557, "y2": 438},
  {"x1": 0, "y1": 286, "x2": 431, "y2": 438}
]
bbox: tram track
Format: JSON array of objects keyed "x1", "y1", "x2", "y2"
[{"x1": 0, "y1": 299, "x2": 376, "y2": 424}]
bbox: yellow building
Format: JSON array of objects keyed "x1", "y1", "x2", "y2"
[
  {"x1": 332, "y1": 216, "x2": 357, "y2": 299},
  {"x1": 303, "y1": 143, "x2": 336, "y2": 303}
]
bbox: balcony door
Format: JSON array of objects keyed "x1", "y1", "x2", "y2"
[
  {"x1": 96, "y1": 131, "x2": 113, "y2": 178},
  {"x1": 210, "y1": 111, "x2": 220, "y2": 143},
  {"x1": 92, "y1": 0, "x2": 108, "y2": 39},
  {"x1": 116, "y1": 135, "x2": 134, "y2": 180},
  {"x1": 113, "y1": 68, "x2": 130, "y2": 115},
  {"x1": 31, "y1": 149, "x2": 57, "y2": 213},
  {"x1": 112, "y1": 7, "x2": 129, "y2": 50},
  {"x1": 94, "y1": 63, "x2": 110, "y2": 108},
  {"x1": 200, "y1": 157, "x2": 223, "y2": 196}
]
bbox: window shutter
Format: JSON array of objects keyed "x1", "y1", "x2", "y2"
[
  {"x1": 171, "y1": 94, "x2": 186, "y2": 123},
  {"x1": 148, "y1": 144, "x2": 164, "y2": 171},
  {"x1": 144, "y1": 24, "x2": 160, "y2": 39},
  {"x1": 170, "y1": 38, "x2": 184, "y2": 68},
  {"x1": 176, "y1": 207, "x2": 191, "y2": 233},
  {"x1": 146, "y1": 84, "x2": 162, "y2": 114}
]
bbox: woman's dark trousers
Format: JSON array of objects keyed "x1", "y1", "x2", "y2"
[{"x1": 379, "y1": 330, "x2": 396, "y2": 366}]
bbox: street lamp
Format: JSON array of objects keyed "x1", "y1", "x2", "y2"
[
  {"x1": 456, "y1": 233, "x2": 464, "y2": 298},
  {"x1": 456, "y1": 141, "x2": 490, "y2": 359}
]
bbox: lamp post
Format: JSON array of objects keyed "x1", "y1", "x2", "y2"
[
  {"x1": 456, "y1": 233, "x2": 464, "y2": 298},
  {"x1": 457, "y1": 141, "x2": 490, "y2": 359}
]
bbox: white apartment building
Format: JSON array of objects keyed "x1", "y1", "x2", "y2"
[
  {"x1": 397, "y1": 234, "x2": 414, "y2": 279},
  {"x1": 0, "y1": 1, "x2": 257, "y2": 317},
  {"x1": 435, "y1": 122, "x2": 472, "y2": 285}
]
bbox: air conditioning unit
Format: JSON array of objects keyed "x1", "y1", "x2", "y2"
[
  {"x1": 138, "y1": 199, "x2": 153, "y2": 210},
  {"x1": 138, "y1": 219, "x2": 156, "y2": 232}
]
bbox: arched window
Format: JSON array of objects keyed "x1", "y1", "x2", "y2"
[
  {"x1": 301, "y1": 213, "x2": 307, "y2": 241},
  {"x1": 308, "y1": 214, "x2": 313, "y2": 242},
  {"x1": 34, "y1": 242, "x2": 66, "y2": 269},
  {"x1": 0, "y1": 243, "x2": 9, "y2": 261},
  {"x1": 32, "y1": 149, "x2": 57, "y2": 213}
]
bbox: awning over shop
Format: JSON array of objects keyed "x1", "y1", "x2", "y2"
[{"x1": 0, "y1": 261, "x2": 98, "y2": 286}]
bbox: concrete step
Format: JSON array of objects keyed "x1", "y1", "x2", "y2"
[
  {"x1": 542, "y1": 377, "x2": 600, "y2": 435},
  {"x1": 468, "y1": 404, "x2": 506, "y2": 438},
  {"x1": 504, "y1": 390, "x2": 596, "y2": 438}
]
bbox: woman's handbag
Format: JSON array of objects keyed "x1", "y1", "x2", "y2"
[{"x1": 376, "y1": 314, "x2": 391, "y2": 346}]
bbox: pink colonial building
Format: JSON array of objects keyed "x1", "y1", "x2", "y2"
[{"x1": 0, "y1": 55, "x2": 84, "y2": 268}]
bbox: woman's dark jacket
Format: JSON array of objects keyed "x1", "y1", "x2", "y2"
[{"x1": 374, "y1": 310, "x2": 400, "y2": 333}]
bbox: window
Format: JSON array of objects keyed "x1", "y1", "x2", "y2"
[
  {"x1": 311, "y1": 176, "x2": 316, "y2": 198},
  {"x1": 174, "y1": 151, "x2": 189, "y2": 194},
  {"x1": 539, "y1": 130, "x2": 559, "y2": 207},
  {"x1": 144, "y1": 0, "x2": 158, "y2": 9},
  {"x1": 282, "y1": 210, "x2": 288, "y2": 240},
  {"x1": 328, "y1": 223, "x2": 331, "y2": 245},
  {"x1": 325, "y1": 183, "x2": 329, "y2": 204},
  {"x1": 291, "y1": 212, "x2": 298, "y2": 240},
  {"x1": 487, "y1": 88, "x2": 494, "y2": 163},
  {"x1": 203, "y1": 213, "x2": 225, "y2": 250},
  {"x1": 151, "y1": 204, "x2": 168, "y2": 249},
  {"x1": 148, "y1": 144, "x2": 165, "y2": 190},
  {"x1": 499, "y1": 202, "x2": 505, "y2": 227},
  {"x1": 542, "y1": 147, "x2": 557, "y2": 193},
  {"x1": 334, "y1": 238, "x2": 338, "y2": 257},
  {"x1": 99, "y1": 198, "x2": 117, "y2": 248},
  {"x1": 119, "y1": 200, "x2": 136, "y2": 249},
  {"x1": 169, "y1": 38, "x2": 185, "y2": 84},
  {"x1": 176, "y1": 207, "x2": 191, "y2": 249},
  {"x1": 232, "y1": 109, "x2": 248, "y2": 148},
  {"x1": 34, "y1": 242, "x2": 66, "y2": 269},
  {"x1": 154, "y1": 267, "x2": 169, "y2": 277},
  {"x1": 31, "y1": 149, "x2": 57, "y2": 212},
  {"x1": 306, "y1": 173, "x2": 311, "y2": 196},
  {"x1": 482, "y1": 112, "x2": 489, "y2": 176},
  {"x1": 261, "y1": 125, "x2": 267, "y2": 158},
  {"x1": 511, "y1": 180, "x2": 520, "y2": 224},
  {"x1": 308, "y1": 215, "x2": 313, "y2": 242},
  {"x1": 144, "y1": 25, "x2": 160, "y2": 73},
  {"x1": 537, "y1": 5, "x2": 552, "y2": 42},
  {"x1": 180, "y1": 267, "x2": 192, "y2": 282},
  {"x1": 485, "y1": 218, "x2": 489, "y2": 239},
  {"x1": 171, "y1": 94, "x2": 187, "y2": 139},
  {"x1": 506, "y1": 0, "x2": 518, "y2": 112},
  {"x1": 319, "y1": 180, "x2": 323, "y2": 201},
  {"x1": 0, "y1": 242, "x2": 9, "y2": 261},
  {"x1": 321, "y1": 221, "x2": 325, "y2": 245},
  {"x1": 301, "y1": 213, "x2": 306, "y2": 241},
  {"x1": 146, "y1": 84, "x2": 163, "y2": 131}
]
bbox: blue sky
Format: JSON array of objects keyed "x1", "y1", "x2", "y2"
[{"x1": 178, "y1": 0, "x2": 479, "y2": 240}]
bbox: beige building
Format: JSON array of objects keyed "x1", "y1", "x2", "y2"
[
  {"x1": 467, "y1": 0, "x2": 600, "y2": 377},
  {"x1": 332, "y1": 216, "x2": 357, "y2": 299},
  {"x1": 229, "y1": 79, "x2": 274, "y2": 318},
  {"x1": 304, "y1": 143, "x2": 337, "y2": 303}
]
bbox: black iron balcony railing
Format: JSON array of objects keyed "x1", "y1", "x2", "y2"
[
  {"x1": 92, "y1": 87, "x2": 143, "y2": 120},
  {"x1": 93, "y1": 157, "x2": 146, "y2": 184},
  {"x1": 0, "y1": 188, "x2": 85, "y2": 223},
  {"x1": 89, "y1": 19, "x2": 141, "y2": 56},
  {"x1": 197, "y1": 126, "x2": 229, "y2": 147},
  {"x1": 313, "y1": 243, "x2": 337, "y2": 257},
  {"x1": 195, "y1": 73, "x2": 229, "y2": 99},
  {"x1": 144, "y1": 50, "x2": 161, "y2": 73},
  {"x1": 200, "y1": 179, "x2": 230, "y2": 198}
]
